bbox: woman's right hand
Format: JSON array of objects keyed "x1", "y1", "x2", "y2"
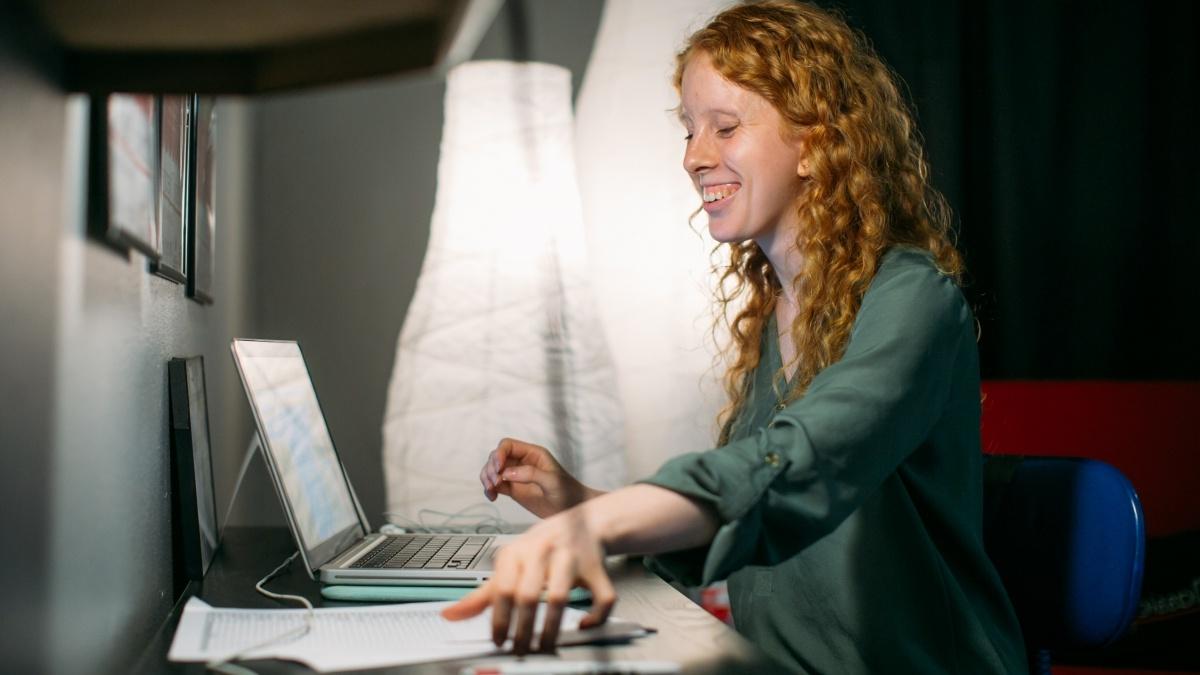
[
  {"x1": 480, "y1": 438, "x2": 603, "y2": 519},
  {"x1": 442, "y1": 505, "x2": 616, "y2": 653}
]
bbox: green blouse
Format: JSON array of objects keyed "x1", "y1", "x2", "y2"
[{"x1": 641, "y1": 247, "x2": 1027, "y2": 674}]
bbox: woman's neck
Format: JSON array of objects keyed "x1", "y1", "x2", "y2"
[
  {"x1": 757, "y1": 233, "x2": 803, "y2": 311},
  {"x1": 758, "y1": 237, "x2": 803, "y2": 382}
]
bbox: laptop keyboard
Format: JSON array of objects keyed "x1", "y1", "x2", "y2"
[{"x1": 349, "y1": 535, "x2": 493, "y2": 570}]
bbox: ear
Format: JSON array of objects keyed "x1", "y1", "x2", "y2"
[{"x1": 794, "y1": 129, "x2": 812, "y2": 179}]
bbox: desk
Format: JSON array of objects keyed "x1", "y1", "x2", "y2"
[{"x1": 137, "y1": 528, "x2": 786, "y2": 674}]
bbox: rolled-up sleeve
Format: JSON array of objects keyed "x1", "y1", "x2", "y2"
[{"x1": 640, "y1": 258, "x2": 974, "y2": 587}]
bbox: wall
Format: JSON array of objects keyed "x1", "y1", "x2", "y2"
[
  {"x1": 243, "y1": 0, "x2": 605, "y2": 529},
  {"x1": 0, "y1": 7, "x2": 253, "y2": 671},
  {"x1": 0, "y1": 13, "x2": 63, "y2": 672},
  {"x1": 0, "y1": 1, "x2": 603, "y2": 668}
]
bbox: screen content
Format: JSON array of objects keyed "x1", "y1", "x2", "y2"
[{"x1": 236, "y1": 343, "x2": 359, "y2": 549}]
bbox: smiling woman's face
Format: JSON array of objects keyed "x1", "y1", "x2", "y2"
[{"x1": 679, "y1": 52, "x2": 809, "y2": 249}]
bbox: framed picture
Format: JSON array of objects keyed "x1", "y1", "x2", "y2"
[
  {"x1": 168, "y1": 356, "x2": 220, "y2": 584},
  {"x1": 88, "y1": 93, "x2": 161, "y2": 259},
  {"x1": 152, "y1": 95, "x2": 189, "y2": 283},
  {"x1": 187, "y1": 96, "x2": 216, "y2": 304}
]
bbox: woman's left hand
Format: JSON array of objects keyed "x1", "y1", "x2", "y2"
[{"x1": 440, "y1": 509, "x2": 616, "y2": 654}]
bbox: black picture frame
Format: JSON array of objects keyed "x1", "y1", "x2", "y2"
[
  {"x1": 151, "y1": 95, "x2": 189, "y2": 283},
  {"x1": 88, "y1": 93, "x2": 162, "y2": 260},
  {"x1": 186, "y1": 96, "x2": 216, "y2": 304},
  {"x1": 167, "y1": 356, "x2": 220, "y2": 586}
]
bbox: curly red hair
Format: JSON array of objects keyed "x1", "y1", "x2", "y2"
[{"x1": 677, "y1": 1, "x2": 966, "y2": 444}]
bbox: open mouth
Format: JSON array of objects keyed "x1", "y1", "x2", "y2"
[{"x1": 702, "y1": 183, "x2": 740, "y2": 208}]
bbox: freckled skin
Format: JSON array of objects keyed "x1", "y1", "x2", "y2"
[{"x1": 680, "y1": 52, "x2": 809, "y2": 264}]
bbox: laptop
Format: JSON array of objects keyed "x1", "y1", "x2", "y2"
[{"x1": 230, "y1": 338, "x2": 516, "y2": 586}]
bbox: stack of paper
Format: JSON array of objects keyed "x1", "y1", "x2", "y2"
[{"x1": 168, "y1": 598, "x2": 648, "y2": 672}]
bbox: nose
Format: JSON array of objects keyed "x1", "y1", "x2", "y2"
[{"x1": 683, "y1": 132, "x2": 717, "y2": 176}]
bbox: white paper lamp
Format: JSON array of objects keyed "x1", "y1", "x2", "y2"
[
  {"x1": 382, "y1": 61, "x2": 626, "y2": 528},
  {"x1": 574, "y1": 0, "x2": 733, "y2": 480}
]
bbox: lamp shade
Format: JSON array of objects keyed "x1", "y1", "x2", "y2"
[
  {"x1": 382, "y1": 61, "x2": 626, "y2": 527},
  {"x1": 574, "y1": 0, "x2": 732, "y2": 480}
]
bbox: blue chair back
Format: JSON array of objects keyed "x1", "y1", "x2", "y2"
[{"x1": 983, "y1": 456, "x2": 1146, "y2": 673}]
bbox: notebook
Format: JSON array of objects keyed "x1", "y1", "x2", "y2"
[{"x1": 230, "y1": 338, "x2": 516, "y2": 586}]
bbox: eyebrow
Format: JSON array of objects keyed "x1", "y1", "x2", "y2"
[{"x1": 677, "y1": 107, "x2": 740, "y2": 124}]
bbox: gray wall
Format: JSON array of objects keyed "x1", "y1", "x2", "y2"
[
  {"x1": 0, "y1": 17, "x2": 63, "y2": 672},
  {"x1": 0, "y1": 9, "x2": 253, "y2": 672},
  {"x1": 0, "y1": 0, "x2": 602, "y2": 670},
  {"x1": 242, "y1": 0, "x2": 605, "y2": 529}
]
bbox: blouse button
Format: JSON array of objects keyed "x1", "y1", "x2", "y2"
[{"x1": 764, "y1": 451, "x2": 781, "y2": 467}]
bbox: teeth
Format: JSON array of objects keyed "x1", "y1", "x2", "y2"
[{"x1": 703, "y1": 185, "x2": 737, "y2": 203}]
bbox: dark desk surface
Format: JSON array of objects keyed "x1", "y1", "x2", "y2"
[{"x1": 137, "y1": 527, "x2": 785, "y2": 674}]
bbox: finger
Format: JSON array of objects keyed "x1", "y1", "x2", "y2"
[
  {"x1": 510, "y1": 603, "x2": 535, "y2": 655},
  {"x1": 490, "y1": 552, "x2": 520, "y2": 647},
  {"x1": 502, "y1": 465, "x2": 550, "y2": 488},
  {"x1": 492, "y1": 593, "x2": 513, "y2": 648},
  {"x1": 579, "y1": 566, "x2": 617, "y2": 630},
  {"x1": 493, "y1": 439, "x2": 514, "y2": 474},
  {"x1": 511, "y1": 551, "x2": 547, "y2": 655},
  {"x1": 486, "y1": 449, "x2": 503, "y2": 485},
  {"x1": 479, "y1": 463, "x2": 497, "y2": 501},
  {"x1": 442, "y1": 584, "x2": 492, "y2": 620},
  {"x1": 537, "y1": 550, "x2": 574, "y2": 652},
  {"x1": 498, "y1": 438, "x2": 548, "y2": 469}
]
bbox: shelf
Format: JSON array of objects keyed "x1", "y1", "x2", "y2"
[{"x1": 21, "y1": 0, "x2": 497, "y2": 94}]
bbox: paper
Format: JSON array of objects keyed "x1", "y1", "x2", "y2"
[{"x1": 168, "y1": 598, "x2": 648, "y2": 672}]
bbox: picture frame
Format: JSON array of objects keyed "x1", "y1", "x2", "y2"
[
  {"x1": 186, "y1": 96, "x2": 216, "y2": 305},
  {"x1": 88, "y1": 93, "x2": 161, "y2": 259},
  {"x1": 152, "y1": 95, "x2": 190, "y2": 283},
  {"x1": 168, "y1": 356, "x2": 220, "y2": 585}
]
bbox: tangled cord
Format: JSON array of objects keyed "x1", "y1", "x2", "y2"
[{"x1": 382, "y1": 502, "x2": 515, "y2": 534}]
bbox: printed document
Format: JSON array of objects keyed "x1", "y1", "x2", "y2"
[{"x1": 168, "y1": 598, "x2": 648, "y2": 672}]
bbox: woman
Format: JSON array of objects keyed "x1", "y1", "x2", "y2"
[{"x1": 444, "y1": 2, "x2": 1027, "y2": 672}]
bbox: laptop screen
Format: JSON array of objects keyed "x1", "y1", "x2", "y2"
[{"x1": 231, "y1": 340, "x2": 364, "y2": 571}]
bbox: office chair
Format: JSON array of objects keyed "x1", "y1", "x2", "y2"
[{"x1": 982, "y1": 456, "x2": 1146, "y2": 675}]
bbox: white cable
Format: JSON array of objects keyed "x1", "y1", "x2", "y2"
[
  {"x1": 205, "y1": 551, "x2": 314, "y2": 674},
  {"x1": 204, "y1": 438, "x2": 316, "y2": 673},
  {"x1": 205, "y1": 440, "x2": 511, "y2": 672},
  {"x1": 382, "y1": 502, "x2": 514, "y2": 534}
]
